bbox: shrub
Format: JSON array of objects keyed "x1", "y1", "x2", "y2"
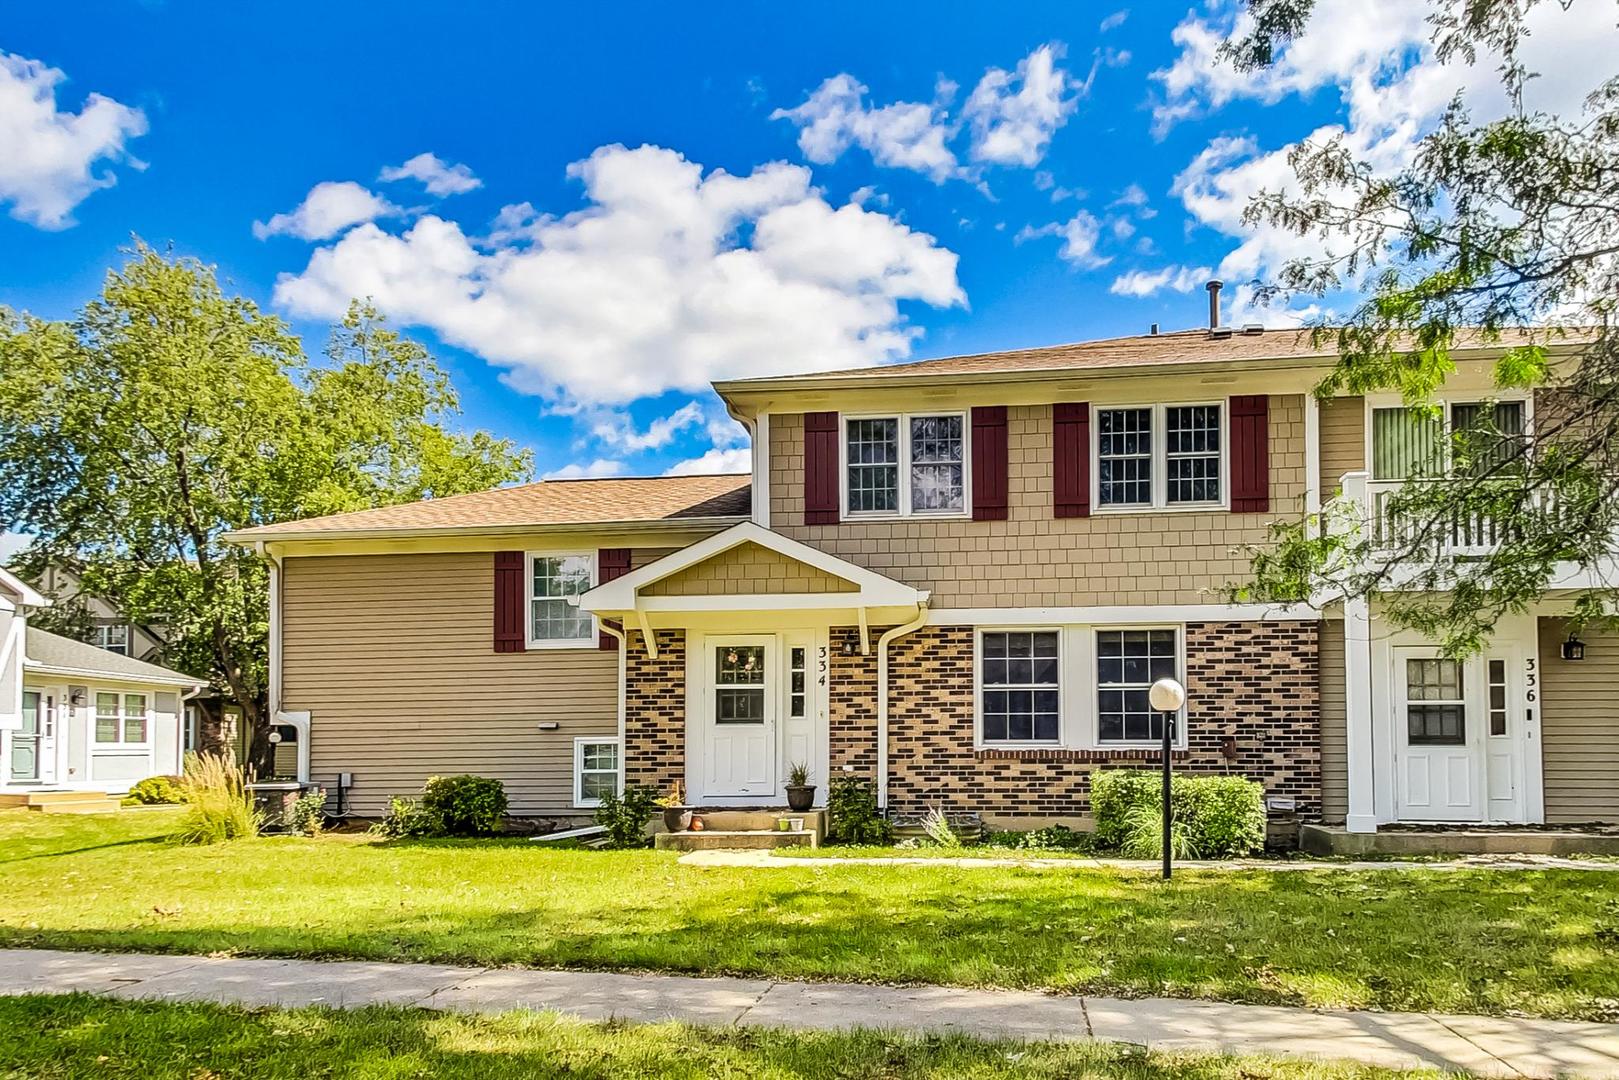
[
  {"x1": 372, "y1": 796, "x2": 438, "y2": 839},
  {"x1": 594, "y1": 784, "x2": 657, "y2": 848},
  {"x1": 826, "y1": 775, "x2": 891, "y2": 845},
  {"x1": 1119, "y1": 801, "x2": 1199, "y2": 860},
  {"x1": 982, "y1": 824, "x2": 1092, "y2": 853},
  {"x1": 920, "y1": 806, "x2": 962, "y2": 847},
  {"x1": 1090, "y1": 769, "x2": 1265, "y2": 859},
  {"x1": 127, "y1": 775, "x2": 186, "y2": 805},
  {"x1": 286, "y1": 788, "x2": 327, "y2": 836},
  {"x1": 174, "y1": 753, "x2": 261, "y2": 845},
  {"x1": 420, "y1": 775, "x2": 508, "y2": 836}
]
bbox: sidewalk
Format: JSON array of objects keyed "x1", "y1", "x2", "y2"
[
  {"x1": 4, "y1": 948, "x2": 1617, "y2": 1077},
  {"x1": 680, "y1": 848, "x2": 1619, "y2": 872}
]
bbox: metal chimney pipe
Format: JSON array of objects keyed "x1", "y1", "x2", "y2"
[{"x1": 1205, "y1": 279, "x2": 1222, "y2": 329}]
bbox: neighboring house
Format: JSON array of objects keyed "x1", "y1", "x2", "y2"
[
  {"x1": 0, "y1": 568, "x2": 204, "y2": 795},
  {"x1": 24, "y1": 563, "x2": 244, "y2": 761},
  {"x1": 223, "y1": 303, "x2": 1619, "y2": 833}
]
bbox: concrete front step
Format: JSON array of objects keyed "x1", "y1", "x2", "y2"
[
  {"x1": 688, "y1": 809, "x2": 826, "y2": 837},
  {"x1": 1301, "y1": 823, "x2": 1619, "y2": 856},
  {"x1": 654, "y1": 829, "x2": 816, "y2": 851},
  {"x1": 0, "y1": 790, "x2": 120, "y2": 814}
]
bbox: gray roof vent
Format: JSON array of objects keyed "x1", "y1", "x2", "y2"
[{"x1": 1241, "y1": 323, "x2": 1264, "y2": 335}]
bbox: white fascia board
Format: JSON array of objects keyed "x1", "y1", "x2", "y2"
[
  {"x1": 578, "y1": 521, "x2": 926, "y2": 612},
  {"x1": 0, "y1": 567, "x2": 48, "y2": 608},
  {"x1": 926, "y1": 603, "x2": 1320, "y2": 625}
]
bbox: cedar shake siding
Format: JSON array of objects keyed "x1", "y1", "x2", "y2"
[
  {"x1": 767, "y1": 398, "x2": 1308, "y2": 608},
  {"x1": 281, "y1": 552, "x2": 623, "y2": 817},
  {"x1": 1318, "y1": 395, "x2": 1365, "y2": 499},
  {"x1": 827, "y1": 622, "x2": 1321, "y2": 819},
  {"x1": 641, "y1": 542, "x2": 856, "y2": 597},
  {"x1": 1538, "y1": 618, "x2": 1619, "y2": 823}
]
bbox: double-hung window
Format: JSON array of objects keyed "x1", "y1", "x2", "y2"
[
  {"x1": 844, "y1": 413, "x2": 966, "y2": 517},
  {"x1": 95, "y1": 692, "x2": 148, "y2": 745},
  {"x1": 978, "y1": 630, "x2": 1061, "y2": 744},
  {"x1": 1371, "y1": 398, "x2": 1527, "y2": 480},
  {"x1": 93, "y1": 624, "x2": 130, "y2": 656},
  {"x1": 1095, "y1": 404, "x2": 1224, "y2": 509},
  {"x1": 1096, "y1": 629, "x2": 1180, "y2": 745},
  {"x1": 527, "y1": 553, "x2": 596, "y2": 648},
  {"x1": 574, "y1": 737, "x2": 620, "y2": 807}
]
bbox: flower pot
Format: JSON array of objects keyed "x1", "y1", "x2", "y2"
[
  {"x1": 785, "y1": 785, "x2": 816, "y2": 812},
  {"x1": 662, "y1": 806, "x2": 693, "y2": 832}
]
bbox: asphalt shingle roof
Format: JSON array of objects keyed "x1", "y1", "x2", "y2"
[{"x1": 25, "y1": 626, "x2": 203, "y2": 686}]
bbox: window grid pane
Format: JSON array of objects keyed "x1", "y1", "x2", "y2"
[
  {"x1": 1487, "y1": 658, "x2": 1508, "y2": 736},
  {"x1": 1097, "y1": 629, "x2": 1178, "y2": 742},
  {"x1": 847, "y1": 418, "x2": 899, "y2": 513},
  {"x1": 531, "y1": 555, "x2": 594, "y2": 642},
  {"x1": 1451, "y1": 401, "x2": 1526, "y2": 477},
  {"x1": 1165, "y1": 405, "x2": 1221, "y2": 504},
  {"x1": 1405, "y1": 658, "x2": 1466, "y2": 745},
  {"x1": 123, "y1": 694, "x2": 146, "y2": 743},
  {"x1": 1098, "y1": 408, "x2": 1153, "y2": 506},
  {"x1": 909, "y1": 415, "x2": 964, "y2": 512},
  {"x1": 980, "y1": 631, "x2": 1060, "y2": 743},
  {"x1": 95, "y1": 692, "x2": 119, "y2": 743}
]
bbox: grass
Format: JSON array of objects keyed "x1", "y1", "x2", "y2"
[
  {"x1": 3, "y1": 809, "x2": 1618, "y2": 1021},
  {"x1": 0, "y1": 995, "x2": 1447, "y2": 1080}
]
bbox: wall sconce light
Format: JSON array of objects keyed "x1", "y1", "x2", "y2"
[
  {"x1": 841, "y1": 639, "x2": 858, "y2": 657},
  {"x1": 1562, "y1": 634, "x2": 1586, "y2": 661},
  {"x1": 69, "y1": 686, "x2": 87, "y2": 707}
]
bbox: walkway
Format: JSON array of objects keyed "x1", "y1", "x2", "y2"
[
  {"x1": 679, "y1": 848, "x2": 1619, "y2": 871},
  {"x1": 4, "y1": 948, "x2": 1617, "y2": 1077}
]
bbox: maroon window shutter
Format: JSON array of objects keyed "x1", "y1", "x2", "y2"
[
  {"x1": 1229, "y1": 394, "x2": 1271, "y2": 513},
  {"x1": 1053, "y1": 403, "x2": 1091, "y2": 518},
  {"x1": 803, "y1": 411, "x2": 840, "y2": 525},
  {"x1": 971, "y1": 406, "x2": 1008, "y2": 521},
  {"x1": 493, "y1": 551, "x2": 525, "y2": 653},
  {"x1": 596, "y1": 548, "x2": 632, "y2": 650}
]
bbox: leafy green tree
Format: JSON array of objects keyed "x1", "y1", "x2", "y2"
[
  {"x1": 1220, "y1": 0, "x2": 1619, "y2": 654},
  {"x1": 0, "y1": 244, "x2": 532, "y2": 765}
]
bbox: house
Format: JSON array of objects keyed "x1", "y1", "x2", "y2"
[
  {"x1": 222, "y1": 305, "x2": 1619, "y2": 834},
  {"x1": 0, "y1": 567, "x2": 205, "y2": 797},
  {"x1": 24, "y1": 562, "x2": 244, "y2": 760}
]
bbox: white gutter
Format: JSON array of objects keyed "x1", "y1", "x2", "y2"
[
  {"x1": 598, "y1": 620, "x2": 628, "y2": 797},
  {"x1": 221, "y1": 515, "x2": 749, "y2": 546},
  {"x1": 876, "y1": 601, "x2": 929, "y2": 811}
]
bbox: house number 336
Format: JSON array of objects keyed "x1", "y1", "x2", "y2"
[{"x1": 1525, "y1": 657, "x2": 1537, "y2": 703}]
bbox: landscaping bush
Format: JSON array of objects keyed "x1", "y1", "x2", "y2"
[
  {"x1": 1119, "y1": 801, "x2": 1199, "y2": 860},
  {"x1": 420, "y1": 775, "x2": 508, "y2": 836},
  {"x1": 593, "y1": 784, "x2": 657, "y2": 848},
  {"x1": 285, "y1": 788, "x2": 327, "y2": 836},
  {"x1": 372, "y1": 796, "x2": 438, "y2": 839},
  {"x1": 1089, "y1": 769, "x2": 1265, "y2": 858},
  {"x1": 126, "y1": 775, "x2": 186, "y2": 805},
  {"x1": 174, "y1": 753, "x2": 261, "y2": 845},
  {"x1": 982, "y1": 824, "x2": 1092, "y2": 853},
  {"x1": 826, "y1": 775, "x2": 891, "y2": 845}
]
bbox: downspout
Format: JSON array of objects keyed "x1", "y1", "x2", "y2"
[
  {"x1": 599, "y1": 619, "x2": 628, "y2": 796},
  {"x1": 876, "y1": 601, "x2": 929, "y2": 811}
]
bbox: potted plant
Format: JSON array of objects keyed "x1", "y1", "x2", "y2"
[
  {"x1": 785, "y1": 762, "x2": 816, "y2": 812},
  {"x1": 657, "y1": 780, "x2": 692, "y2": 832}
]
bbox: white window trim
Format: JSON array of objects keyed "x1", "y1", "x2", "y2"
[
  {"x1": 1362, "y1": 391, "x2": 1534, "y2": 479},
  {"x1": 1090, "y1": 625, "x2": 1189, "y2": 750},
  {"x1": 573, "y1": 736, "x2": 621, "y2": 808},
  {"x1": 839, "y1": 410, "x2": 971, "y2": 522},
  {"x1": 973, "y1": 624, "x2": 1189, "y2": 751},
  {"x1": 974, "y1": 627, "x2": 1067, "y2": 749},
  {"x1": 94, "y1": 624, "x2": 131, "y2": 656},
  {"x1": 525, "y1": 551, "x2": 598, "y2": 650},
  {"x1": 92, "y1": 689, "x2": 151, "y2": 748},
  {"x1": 1091, "y1": 401, "x2": 1228, "y2": 513}
]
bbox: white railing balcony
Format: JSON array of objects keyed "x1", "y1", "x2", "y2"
[{"x1": 1338, "y1": 472, "x2": 1558, "y2": 559}]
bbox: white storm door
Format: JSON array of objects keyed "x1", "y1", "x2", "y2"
[
  {"x1": 1395, "y1": 651, "x2": 1484, "y2": 822},
  {"x1": 9, "y1": 690, "x2": 41, "y2": 782},
  {"x1": 703, "y1": 637, "x2": 777, "y2": 799}
]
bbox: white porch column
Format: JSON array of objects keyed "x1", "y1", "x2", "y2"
[{"x1": 1338, "y1": 470, "x2": 1378, "y2": 833}]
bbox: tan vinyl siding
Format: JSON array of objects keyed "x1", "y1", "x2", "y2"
[
  {"x1": 1318, "y1": 618, "x2": 1347, "y2": 823},
  {"x1": 642, "y1": 542, "x2": 857, "y2": 596},
  {"x1": 1319, "y1": 396, "x2": 1365, "y2": 499},
  {"x1": 281, "y1": 552, "x2": 624, "y2": 817},
  {"x1": 1537, "y1": 617, "x2": 1619, "y2": 823},
  {"x1": 768, "y1": 397, "x2": 1308, "y2": 607}
]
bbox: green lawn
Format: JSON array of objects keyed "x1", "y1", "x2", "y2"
[
  {"x1": 0, "y1": 996, "x2": 1443, "y2": 1080},
  {"x1": 3, "y1": 809, "x2": 1617, "y2": 1021}
]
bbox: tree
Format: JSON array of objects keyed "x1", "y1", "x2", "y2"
[
  {"x1": 0, "y1": 244, "x2": 533, "y2": 766},
  {"x1": 1218, "y1": 0, "x2": 1619, "y2": 654}
]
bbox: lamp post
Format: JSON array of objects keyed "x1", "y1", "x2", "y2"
[{"x1": 1148, "y1": 677, "x2": 1186, "y2": 881}]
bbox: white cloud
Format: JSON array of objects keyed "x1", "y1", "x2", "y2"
[
  {"x1": 253, "y1": 181, "x2": 399, "y2": 241},
  {"x1": 1108, "y1": 264, "x2": 1212, "y2": 297},
  {"x1": 772, "y1": 74, "x2": 959, "y2": 182},
  {"x1": 962, "y1": 44, "x2": 1079, "y2": 167},
  {"x1": 0, "y1": 51, "x2": 147, "y2": 229},
  {"x1": 273, "y1": 144, "x2": 964, "y2": 408},
  {"x1": 544, "y1": 458, "x2": 624, "y2": 480},
  {"x1": 379, "y1": 152, "x2": 483, "y2": 197},
  {"x1": 1016, "y1": 209, "x2": 1109, "y2": 269},
  {"x1": 1108, "y1": 183, "x2": 1155, "y2": 217},
  {"x1": 0, "y1": 530, "x2": 32, "y2": 564},
  {"x1": 1100, "y1": 9, "x2": 1129, "y2": 33},
  {"x1": 590, "y1": 401, "x2": 705, "y2": 453},
  {"x1": 707, "y1": 412, "x2": 749, "y2": 448},
  {"x1": 664, "y1": 446, "x2": 752, "y2": 476}
]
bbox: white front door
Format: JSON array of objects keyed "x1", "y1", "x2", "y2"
[
  {"x1": 702, "y1": 637, "x2": 777, "y2": 799},
  {"x1": 8, "y1": 690, "x2": 42, "y2": 783},
  {"x1": 1394, "y1": 650, "x2": 1484, "y2": 822}
]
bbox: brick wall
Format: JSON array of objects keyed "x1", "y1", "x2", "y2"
[
  {"x1": 863, "y1": 621, "x2": 1320, "y2": 818},
  {"x1": 623, "y1": 629, "x2": 686, "y2": 794}
]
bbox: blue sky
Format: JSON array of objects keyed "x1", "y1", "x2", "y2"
[{"x1": 3, "y1": 1, "x2": 1613, "y2": 482}]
